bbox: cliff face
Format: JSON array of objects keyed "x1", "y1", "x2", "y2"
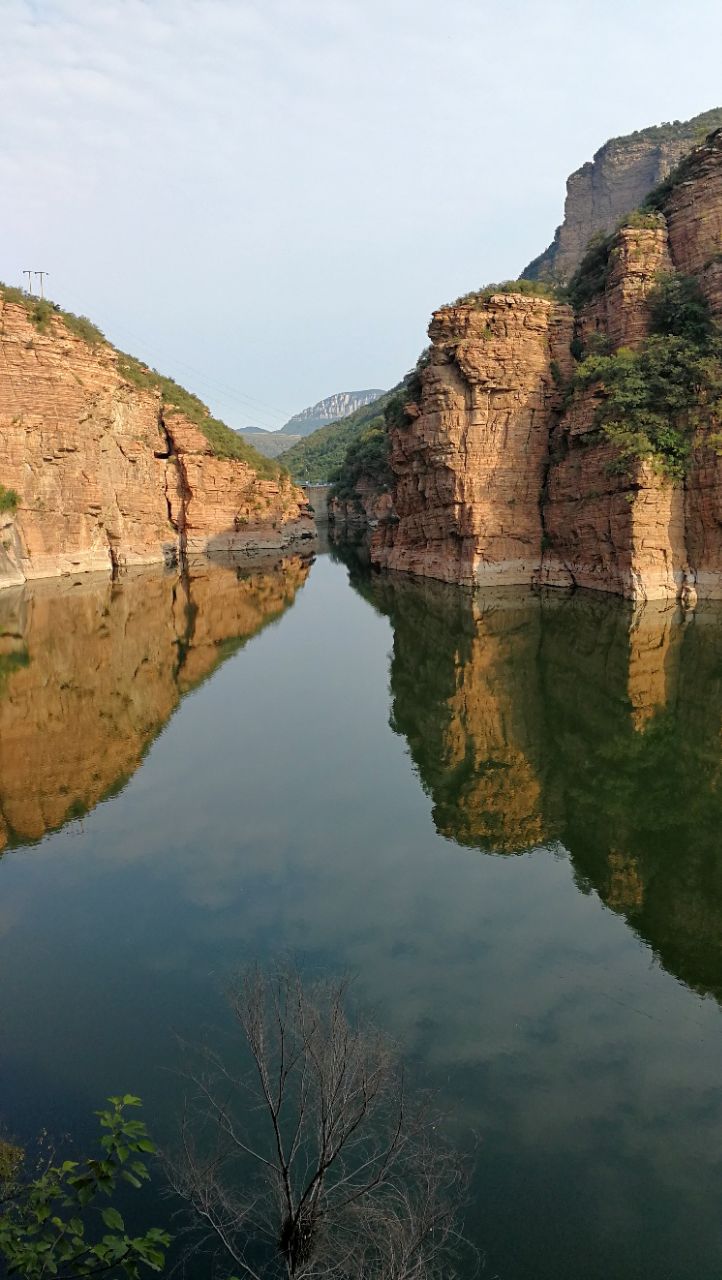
[
  {"x1": 0, "y1": 298, "x2": 314, "y2": 588},
  {"x1": 523, "y1": 107, "x2": 722, "y2": 283},
  {"x1": 373, "y1": 298, "x2": 574, "y2": 585},
  {"x1": 0, "y1": 555, "x2": 309, "y2": 851},
  {"x1": 372, "y1": 129, "x2": 722, "y2": 601}
]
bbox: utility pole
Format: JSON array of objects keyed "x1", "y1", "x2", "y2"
[
  {"x1": 34, "y1": 271, "x2": 49, "y2": 299},
  {"x1": 23, "y1": 270, "x2": 33, "y2": 295}
]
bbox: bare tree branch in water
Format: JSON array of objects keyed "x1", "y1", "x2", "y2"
[{"x1": 167, "y1": 966, "x2": 470, "y2": 1280}]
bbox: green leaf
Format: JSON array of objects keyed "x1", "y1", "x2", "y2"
[{"x1": 101, "y1": 1207, "x2": 125, "y2": 1232}]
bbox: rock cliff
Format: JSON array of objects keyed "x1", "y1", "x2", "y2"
[
  {"x1": 371, "y1": 128, "x2": 722, "y2": 601},
  {"x1": 0, "y1": 295, "x2": 314, "y2": 588},
  {"x1": 523, "y1": 107, "x2": 722, "y2": 284}
]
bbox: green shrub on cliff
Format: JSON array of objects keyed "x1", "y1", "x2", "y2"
[
  {"x1": 454, "y1": 278, "x2": 562, "y2": 306},
  {"x1": 0, "y1": 485, "x2": 19, "y2": 513},
  {"x1": 578, "y1": 313, "x2": 722, "y2": 481},
  {"x1": 649, "y1": 272, "x2": 714, "y2": 345},
  {"x1": 565, "y1": 232, "x2": 615, "y2": 309}
]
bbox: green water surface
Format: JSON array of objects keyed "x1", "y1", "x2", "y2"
[{"x1": 0, "y1": 542, "x2": 721, "y2": 1279}]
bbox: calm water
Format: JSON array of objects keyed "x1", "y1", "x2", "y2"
[{"x1": 1, "y1": 541, "x2": 722, "y2": 1278}]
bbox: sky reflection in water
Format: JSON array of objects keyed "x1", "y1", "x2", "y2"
[{"x1": 0, "y1": 545, "x2": 721, "y2": 1279}]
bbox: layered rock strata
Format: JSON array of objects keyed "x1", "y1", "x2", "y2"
[
  {"x1": 372, "y1": 130, "x2": 722, "y2": 601},
  {"x1": 373, "y1": 297, "x2": 574, "y2": 585},
  {"x1": 523, "y1": 107, "x2": 722, "y2": 284},
  {"x1": 0, "y1": 298, "x2": 314, "y2": 588}
]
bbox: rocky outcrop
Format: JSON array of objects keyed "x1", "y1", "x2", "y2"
[
  {"x1": 0, "y1": 297, "x2": 314, "y2": 588},
  {"x1": 540, "y1": 388, "x2": 687, "y2": 599},
  {"x1": 373, "y1": 297, "x2": 574, "y2": 585},
  {"x1": 372, "y1": 128, "x2": 722, "y2": 601},
  {"x1": 0, "y1": 554, "x2": 310, "y2": 850},
  {"x1": 523, "y1": 107, "x2": 722, "y2": 283},
  {"x1": 576, "y1": 223, "x2": 673, "y2": 351}
]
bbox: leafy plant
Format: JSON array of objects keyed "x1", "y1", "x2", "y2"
[
  {"x1": 573, "y1": 335, "x2": 722, "y2": 479},
  {"x1": 0, "y1": 486, "x2": 19, "y2": 514},
  {"x1": 0, "y1": 1096, "x2": 170, "y2": 1280},
  {"x1": 648, "y1": 273, "x2": 714, "y2": 345}
]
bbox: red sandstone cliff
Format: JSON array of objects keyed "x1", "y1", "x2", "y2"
[
  {"x1": 371, "y1": 129, "x2": 722, "y2": 602},
  {"x1": 0, "y1": 297, "x2": 314, "y2": 588}
]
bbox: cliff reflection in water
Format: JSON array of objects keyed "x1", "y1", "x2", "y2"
[
  {"x1": 352, "y1": 560, "x2": 722, "y2": 1005},
  {"x1": 0, "y1": 555, "x2": 310, "y2": 851}
]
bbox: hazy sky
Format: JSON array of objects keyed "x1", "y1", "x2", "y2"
[{"x1": 3, "y1": 0, "x2": 722, "y2": 429}]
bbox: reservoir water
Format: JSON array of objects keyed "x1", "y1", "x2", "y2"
[{"x1": 1, "y1": 539, "x2": 721, "y2": 1279}]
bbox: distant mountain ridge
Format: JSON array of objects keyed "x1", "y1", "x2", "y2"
[{"x1": 280, "y1": 389, "x2": 385, "y2": 436}]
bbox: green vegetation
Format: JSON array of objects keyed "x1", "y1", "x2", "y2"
[
  {"x1": 0, "y1": 648, "x2": 29, "y2": 694},
  {"x1": 329, "y1": 418, "x2": 392, "y2": 502},
  {"x1": 280, "y1": 387, "x2": 398, "y2": 483},
  {"x1": 572, "y1": 274, "x2": 722, "y2": 478},
  {"x1": 454, "y1": 278, "x2": 562, "y2": 307},
  {"x1": 565, "y1": 231, "x2": 615, "y2": 309},
  {"x1": 566, "y1": 211, "x2": 664, "y2": 311},
  {"x1": 0, "y1": 283, "x2": 280, "y2": 481},
  {"x1": 604, "y1": 107, "x2": 722, "y2": 153},
  {"x1": 0, "y1": 485, "x2": 19, "y2": 513},
  {"x1": 0, "y1": 283, "x2": 105, "y2": 345},
  {"x1": 0, "y1": 1096, "x2": 169, "y2": 1279}
]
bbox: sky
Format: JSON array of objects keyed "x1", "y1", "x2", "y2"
[{"x1": 2, "y1": 1, "x2": 722, "y2": 430}]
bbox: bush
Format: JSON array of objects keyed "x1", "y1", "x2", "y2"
[
  {"x1": 573, "y1": 333, "x2": 722, "y2": 479},
  {"x1": 565, "y1": 232, "x2": 615, "y2": 310},
  {"x1": 649, "y1": 273, "x2": 714, "y2": 345},
  {"x1": 454, "y1": 278, "x2": 563, "y2": 307},
  {"x1": 0, "y1": 485, "x2": 19, "y2": 513}
]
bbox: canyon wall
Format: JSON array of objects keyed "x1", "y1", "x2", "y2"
[
  {"x1": 371, "y1": 129, "x2": 722, "y2": 601},
  {"x1": 523, "y1": 107, "x2": 722, "y2": 284},
  {"x1": 372, "y1": 297, "x2": 573, "y2": 585},
  {"x1": 0, "y1": 297, "x2": 314, "y2": 588}
]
